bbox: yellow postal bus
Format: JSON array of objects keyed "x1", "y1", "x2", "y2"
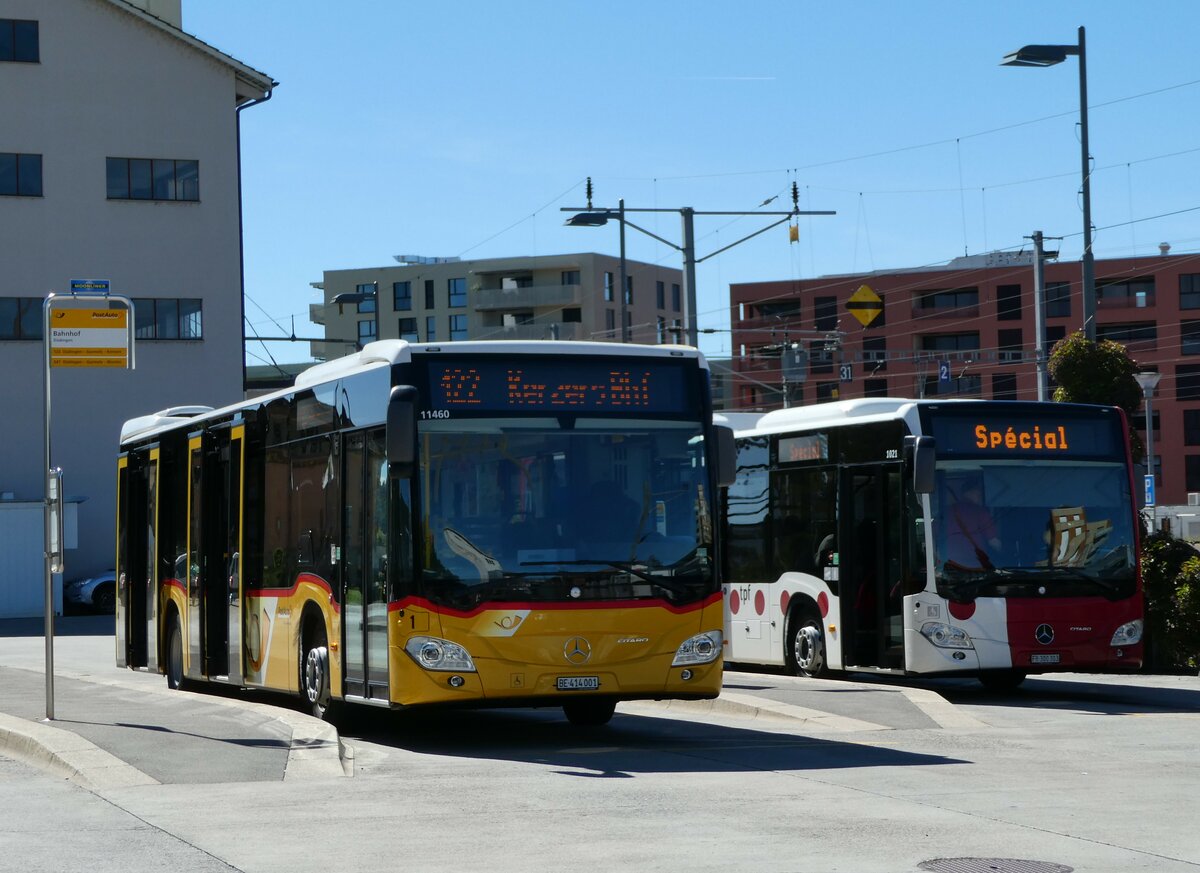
[{"x1": 116, "y1": 340, "x2": 733, "y2": 725}]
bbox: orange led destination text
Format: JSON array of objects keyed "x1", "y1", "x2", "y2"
[{"x1": 975, "y1": 423, "x2": 1069, "y2": 451}]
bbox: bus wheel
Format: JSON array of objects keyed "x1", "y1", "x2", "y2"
[
  {"x1": 301, "y1": 623, "x2": 333, "y2": 720},
  {"x1": 166, "y1": 613, "x2": 185, "y2": 690},
  {"x1": 979, "y1": 670, "x2": 1027, "y2": 692},
  {"x1": 787, "y1": 613, "x2": 828, "y2": 678},
  {"x1": 563, "y1": 699, "x2": 617, "y2": 727}
]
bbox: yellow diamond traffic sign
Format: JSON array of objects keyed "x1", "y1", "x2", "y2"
[{"x1": 846, "y1": 284, "x2": 883, "y2": 327}]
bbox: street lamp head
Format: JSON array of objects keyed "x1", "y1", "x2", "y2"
[
  {"x1": 564, "y1": 211, "x2": 614, "y2": 228},
  {"x1": 330, "y1": 291, "x2": 373, "y2": 305},
  {"x1": 1001, "y1": 44, "x2": 1076, "y2": 67},
  {"x1": 1134, "y1": 371, "x2": 1162, "y2": 395}
]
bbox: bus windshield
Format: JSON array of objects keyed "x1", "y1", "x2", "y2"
[
  {"x1": 933, "y1": 459, "x2": 1137, "y2": 601},
  {"x1": 417, "y1": 416, "x2": 715, "y2": 610}
]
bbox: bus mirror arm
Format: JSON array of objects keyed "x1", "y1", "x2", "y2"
[
  {"x1": 715, "y1": 425, "x2": 736, "y2": 488},
  {"x1": 387, "y1": 385, "x2": 418, "y2": 477},
  {"x1": 906, "y1": 435, "x2": 936, "y2": 494}
]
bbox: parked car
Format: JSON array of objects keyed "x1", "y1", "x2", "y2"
[{"x1": 64, "y1": 570, "x2": 116, "y2": 613}]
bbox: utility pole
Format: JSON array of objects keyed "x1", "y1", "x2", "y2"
[
  {"x1": 1032, "y1": 231, "x2": 1048, "y2": 401},
  {"x1": 565, "y1": 181, "x2": 834, "y2": 346}
]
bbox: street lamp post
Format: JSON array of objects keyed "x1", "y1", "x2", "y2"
[
  {"x1": 564, "y1": 179, "x2": 833, "y2": 347},
  {"x1": 1003, "y1": 25, "x2": 1095, "y2": 342},
  {"x1": 331, "y1": 280, "x2": 380, "y2": 350},
  {"x1": 1135, "y1": 371, "x2": 1162, "y2": 530}
]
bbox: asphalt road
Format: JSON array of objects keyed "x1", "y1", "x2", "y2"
[{"x1": 1, "y1": 616, "x2": 1198, "y2": 873}]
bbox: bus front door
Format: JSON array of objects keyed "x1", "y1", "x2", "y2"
[
  {"x1": 839, "y1": 464, "x2": 904, "y2": 670},
  {"x1": 117, "y1": 449, "x2": 157, "y2": 670},
  {"x1": 342, "y1": 430, "x2": 390, "y2": 701}
]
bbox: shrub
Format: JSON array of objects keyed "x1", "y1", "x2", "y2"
[{"x1": 1141, "y1": 532, "x2": 1200, "y2": 671}]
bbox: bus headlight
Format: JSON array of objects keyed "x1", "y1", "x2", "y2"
[
  {"x1": 672, "y1": 630, "x2": 723, "y2": 666},
  {"x1": 1110, "y1": 619, "x2": 1143, "y2": 647},
  {"x1": 920, "y1": 622, "x2": 974, "y2": 649},
  {"x1": 404, "y1": 636, "x2": 477, "y2": 672}
]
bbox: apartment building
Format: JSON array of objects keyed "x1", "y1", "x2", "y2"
[
  {"x1": 730, "y1": 249, "x2": 1200, "y2": 505},
  {"x1": 0, "y1": 0, "x2": 273, "y2": 607},
  {"x1": 311, "y1": 253, "x2": 686, "y2": 359}
]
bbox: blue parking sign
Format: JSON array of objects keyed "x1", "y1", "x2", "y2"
[{"x1": 1144, "y1": 474, "x2": 1155, "y2": 506}]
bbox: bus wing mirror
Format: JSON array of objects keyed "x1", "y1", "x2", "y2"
[
  {"x1": 387, "y1": 385, "x2": 418, "y2": 476},
  {"x1": 907, "y1": 435, "x2": 936, "y2": 494},
  {"x1": 715, "y1": 425, "x2": 736, "y2": 488}
]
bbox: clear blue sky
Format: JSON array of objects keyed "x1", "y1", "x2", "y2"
[{"x1": 183, "y1": 1, "x2": 1200, "y2": 367}]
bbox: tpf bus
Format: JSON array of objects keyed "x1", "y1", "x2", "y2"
[
  {"x1": 720, "y1": 399, "x2": 1143, "y2": 689},
  {"x1": 116, "y1": 340, "x2": 733, "y2": 725}
]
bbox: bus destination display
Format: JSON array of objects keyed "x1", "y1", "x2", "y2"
[
  {"x1": 424, "y1": 359, "x2": 691, "y2": 414},
  {"x1": 930, "y1": 413, "x2": 1121, "y2": 458}
]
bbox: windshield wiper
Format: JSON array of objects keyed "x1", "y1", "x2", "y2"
[
  {"x1": 520, "y1": 558, "x2": 696, "y2": 597},
  {"x1": 941, "y1": 564, "x2": 1130, "y2": 598}
]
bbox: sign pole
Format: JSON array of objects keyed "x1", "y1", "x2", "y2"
[{"x1": 42, "y1": 282, "x2": 134, "y2": 720}]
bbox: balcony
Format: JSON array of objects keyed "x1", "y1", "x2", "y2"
[
  {"x1": 484, "y1": 322, "x2": 583, "y2": 341},
  {"x1": 309, "y1": 302, "x2": 326, "y2": 325},
  {"x1": 473, "y1": 283, "x2": 583, "y2": 311}
]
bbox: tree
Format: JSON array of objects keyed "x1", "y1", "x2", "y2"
[{"x1": 1047, "y1": 331, "x2": 1145, "y2": 459}]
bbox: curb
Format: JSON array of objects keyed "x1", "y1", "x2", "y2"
[{"x1": 0, "y1": 711, "x2": 158, "y2": 791}]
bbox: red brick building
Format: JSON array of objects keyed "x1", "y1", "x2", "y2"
[{"x1": 729, "y1": 250, "x2": 1200, "y2": 505}]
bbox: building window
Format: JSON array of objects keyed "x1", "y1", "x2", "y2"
[
  {"x1": 449, "y1": 314, "x2": 467, "y2": 341},
  {"x1": 604, "y1": 272, "x2": 614, "y2": 302},
  {"x1": 815, "y1": 382, "x2": 839, "y2": 403},
  {"x1": 915, "y1": 287, "x2": 979, "y2": 314},
  {"x1": 997, "y1": 284, "x2": 1022, "y2": 321},
  {"x1": 623, "y1": 310, "x2": 632, "y2": 337},
  {"x1": 1187, "y1": 457, "x2": 1200, "y2": 494},
  {"x1": 923, "y1": 373, "x2": 982, "y2": 397},
  {"x1": 1182, "y1": 321, "x2": 1200, "y2": 356},
  {"x1": 809, "y1": 340, "x2": 833, "y2": 374},
  {"x1": 863, "y1": 336, "x2": 887, "y2": 372},
  {"x1": 398, "y1": 317, "x2": 418, "y2": 342},
  {"x1": 0, "y1": 152, "x2": 41, "y2": 197},
  {"x1": 997, "y1": 328, "x2": 1023, "y2": 362},
  {"x1": 921, "y1": 332, "x2": 979, "y2": 352},
  {"x1": 358, "y1": 319, "x2": 375, "y2": 344},
  {"x1": 424, "y1": 279, "x2": 435, "y2": 309},
  {"x1": 1177, "y1": 364, "x2": 1200, "y2": 402},
  {"x1": 671, "y1": 283, "x2": 681, "y2": 312},
  {"x1": 1181, "y1": 274, "x2": 1200, "y2": 310},
  {"x1": 1185, "y1": 410, "x2": 1200, "y2": 446},
  {"x1": 425, "y1": 315, "x2": 436, "y2": 342},
  {"x1": 562, "y1": 308, "x2": 581, "y2": 323},
  {"x1": 656, "y1": 281, "x2": 665, "y2": 310},
  {"x1": 1045, "y1": 324, "x2": 1066, "y2": 348},
  {"x1": 106, "y1": 157, "x2": 199, "y2": 201},
  {"x1": 814, "y1": 296, "x2": 838, "y2": 331},
  {"x1": 393, "y1": 281, "x2": 411, "y2": 311},
  {"x1": 0, "y1": 19, "x2": 39, "y2": 63},
  {"x1": 605, "y1": 309, "x2": 616, "y2": 337},
  {"x1": 448, "y1": 278, "x2": 466, "y2": 308},
  {"x1": 0, "y1": 297, "x2": 42, "y2": 339},
  {"x1": 1097, "y1": 277, "x2": 1155, "y2": 308},
  {"x1": 561, "y1": 270, "x2": 580, "y2": 286},
  {"x1": 993, "y1": 372, "x2": 1018, "y2": 400},
  {"x1": 657, "y1": 316, "x2": 666, "y2": 344},
  {"x1": 624, "y1": 276, "x2": 633, "y2": 306},
  {"x1": 1097, "y1": 322, "x2": 1157, "y2": 352},
  {"x1": 1045, "y1": 281, "x2": 1071, "y2": 318},
  {"x1": 355, "y1": 283, "x2": 376, "y2": 313},
  {"x1": 133, "y1": 298, "x2": 203, "y2": 340},
  {"x1": 864, "y1": 378, "x2": 889, "y2": 398}
]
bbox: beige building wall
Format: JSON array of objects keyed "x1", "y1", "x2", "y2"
[
  {"x1": 0, "y1": 0, "x2": 273, "y2": 595},
  {"x1": 313, "y1": 253, "x2": 686, "y2": 359}
]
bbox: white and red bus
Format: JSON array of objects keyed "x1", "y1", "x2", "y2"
[{"x1": 720, "y1": 398, "x2": 1143, "y2": 689}]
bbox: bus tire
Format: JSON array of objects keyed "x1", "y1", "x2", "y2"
[
  {"x1": 563, "y1": 699, "x2": 617, "y2": 727},
  {"x1": 300, "y1": 619, "x2": 334, "y2": 720},
  {"x1": 979, "y1": 670, "x2": 1027, "y2": 692},
  {"x1": 166, "y1": 612, "x2": 185, "y2": 690},
  {"x1": 786, "y1": 611, "x2": 829, "y2": 679}
]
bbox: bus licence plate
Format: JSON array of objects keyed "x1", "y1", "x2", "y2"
[
  {"x1": 1030, "y1": 653, "x2": 1060, "y2": 664},
  {"x1": 557, "y1": 676, "x2": 600, "y2": 691}
]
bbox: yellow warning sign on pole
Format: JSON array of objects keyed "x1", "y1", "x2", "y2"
[{"x1": 846, "y1": 284, "x2": 883, "y2": 327}]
